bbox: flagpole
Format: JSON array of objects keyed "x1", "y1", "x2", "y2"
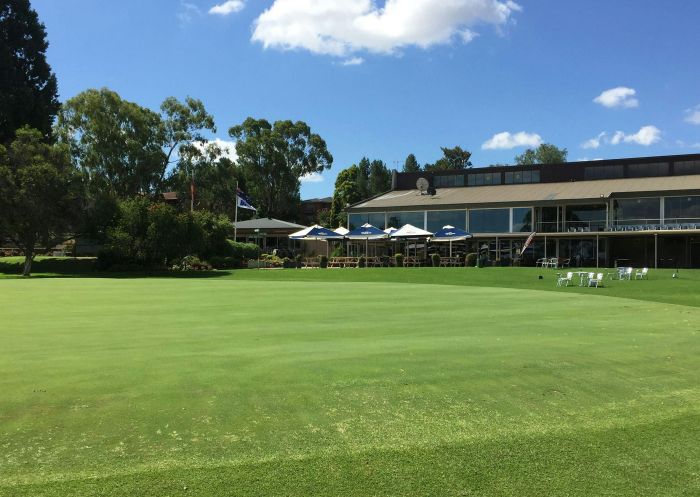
[{"x1": 234, "y1": 179, "x2": 239, "y2": 241}]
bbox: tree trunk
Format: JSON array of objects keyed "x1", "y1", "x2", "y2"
[{"x1": 22, "y1": 250, "x2": 34, "y2": 277}]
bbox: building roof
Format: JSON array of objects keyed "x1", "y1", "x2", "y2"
[
  {"x1": 232, "y1": 218, "x2": 306, "y2": 230},
  {"x1": 302, "y1": 197, "x2": 332, "y2": 203},
  {"x1": 351, "y1": 175, "x2": 700, "y2": 211}
]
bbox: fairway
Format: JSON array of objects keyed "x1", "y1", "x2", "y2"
[{"x1": 1, "y1": 275, "x2": 699, "y2": 496}]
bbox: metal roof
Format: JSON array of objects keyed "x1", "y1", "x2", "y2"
[
  {"x1": 232, "y1": 218, "x2": 306, "y2": 230},
  {"x1": 350, "y1": 175, "x2": 700, "y2": 211}
]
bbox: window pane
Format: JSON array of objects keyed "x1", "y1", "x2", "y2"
[
  {"x1": 512, "y1": 207, "x2": 533, "y2": 232},
  {"x1": 566, "y1": 204, "x2": 607, "y2": 231},
  {"x1": 387, "y1": 211, "x2": 425, "y2": 229},
  {"x1": 664, "y1": 196, "x2": 700, "y2": 223},
  {"x1": 427, "y1": 211, "x2": 466, "y2": 232},
  {"x1": 532, "y1": 170, "x2": 541, "y2": 183},
  {"x1": 367, "y1": 213, "x2": 386, "y2": 229},
  {"x1": 505, "y1": 172, "x2": 513, "y2": 184},
  {"x1": 469, "y1": 209, "x2": 510, "y2": 233},
  {"x1": 584, "y1": 165, "x2": 624, "y2": 180},
  {"x1": 674, "y1": 160, "x2": 700, "y2": 176},
  {"x1": 627, "y1": 162, "x2": 669, "y2": 178},
  {"x1": 613, "y1": 198, "x2": 660, "y2": 225}
]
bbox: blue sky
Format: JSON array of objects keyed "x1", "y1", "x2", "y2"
[{"x1": 33, "y1": 0, "x2": 700, "y2": 199}]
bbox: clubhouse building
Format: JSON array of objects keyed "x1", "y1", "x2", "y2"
[{"x1": 347, "y1": 153, "x2": 700, "y2": 268}]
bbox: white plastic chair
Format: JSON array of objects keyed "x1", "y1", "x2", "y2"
[
  {"x1": 557, "y1": 272, "x2": 573, "y2": 287},
  {"x1": 635, "y1": 267, "x2": 648, "y2": 279},
  {"x1": 620, "y1": 267, "x2": 633, "y2": 280},
  {"x1": 589, "y1": 273, "x2": 604, "y2": 288}
]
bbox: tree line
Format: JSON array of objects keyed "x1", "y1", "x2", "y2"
[{"x1": 0, "y1": 1, "x2": 332, "y2": 274}]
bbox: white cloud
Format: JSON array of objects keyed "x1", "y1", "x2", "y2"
[
  {"x1": 251, "y1": 0, "x2": 521, "y2": 58},
  {"x1": 684, "y1": 105, "x2": 700, "y2": 125},
  {"x1": 610, "y1": 125, "x2": 661, "y2": 146},
  {"x1": 177, "y1": 1, "x2": 202, "y2": 24},
  {"x1": 341, "y1": 56, "x2": 364, "y2": 66},
  {"x1": 593, "y1": 87, "x2": 639, "y2": 109},
  {"x1": 582, "y1": 132, "x2": 606, "y2": 150},
  {"x1": 301, "y1": 172, "x2": 324, "y2": 183},
  {"x1": 191, "y1": 138, "x2": 239, "y2": 162},
  {"x1": 482, "y1": 131, "x2": 542, "y2": 150},
  {"x1": 209, "y1": 0, "x2": 245, "y2": 16}
]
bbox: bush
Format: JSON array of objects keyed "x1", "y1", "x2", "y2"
[
  {"x1": 465, "y1": 252, "x2": 477, "y2": 267},
  {"x1": 294, "y1": 253, "x2": 303, "y2": 268},
  {"x1": 357, "y1": 255, "x2": 366, "y2": 268},
  {"x1": 394, "y1": 253, "x2": 404, "y2": 267},
  {"x1": 226, "y1": 240, "x2": 260, "y2": 260},
  {"x1": 330, "y1": 245, "x2": 345, "y2": 257},
  {"x1": 260, "y1": 253, "x2": 285, "y2": 267},
  {"x1": 209, "y1": 256, "x2": 244, "y2": 270},
  {"x1": 173, "y1": 255, "x2": 211, "y2": 271},
  {"x1": 319, "y1": 255, "x2": 328, "y2": 268},
  {"x1": 430, "y1": 253, "x2": 441, "y2": 267}
]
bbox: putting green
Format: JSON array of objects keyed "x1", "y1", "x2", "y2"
[{"x1": 1, "y1": 278, "x2": 699, "y2": 496}]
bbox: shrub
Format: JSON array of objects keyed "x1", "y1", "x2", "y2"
[
  {"x1": 330, "y1": 245, "x2": 345, "y2": 257},
  {"x1": 173, "y1": 255, "x2": 211, "y2": 271},
  {"x1": 319, "y1": 255, "x2": 328, "y2": 268},
  {"x1": 430, "y1": 253, "x2": 441, "y2": 267},
  {"x1": 465, "y1": 252, "x2": 477, "y2": 267},
  {"x1": 226, "y1": 240, "x2": 260, "y2": 260},
  {"x1": 209, "y1": 256, "x2": 243, "y2": 270},
  {"x1": 394, "y1": 253, "x2": 404, "y2": 267},
  {"x1": 357, "y1": 255, "x2": 366, "y2": 268},
  {"x1": 294, "y1": 253, "x2": 303, "y2": 268}
]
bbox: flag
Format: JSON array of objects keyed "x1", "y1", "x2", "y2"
[
  {"x1": 236, "y1": 187, "x2": 257, "y2": 211},
  {"x1": 521, "y1": 231, "x2": 536, "y2": 254}
]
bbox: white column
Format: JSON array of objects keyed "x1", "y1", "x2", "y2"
[
  {"x1": 660, "y1": 197, "x2": 665, "y2": 225},
  {"x1": 423, "y1": 211, "x2": 428, "y2": 230},
  {"x1": 509, "y1": 208, "x2": 514, "y2": 233}
]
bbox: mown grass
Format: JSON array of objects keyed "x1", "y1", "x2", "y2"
[{"x1": 0, "y1": 271, "x2": 699, "y2": 496}]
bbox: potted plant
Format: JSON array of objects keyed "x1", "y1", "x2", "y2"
[
  {"x1": 431, "y1": 253, "x2": 441, "y2": 267},
  {"x1": 319, "y1": 255, "x2": 328, "y2": 268},
  {"x1": 394, "y1": 253, "x2": 404, "y2": 267},
  {"x1": 357, "y1": 255, "x2": 366, "y2": 268},
  {"x1": 294, "y1": 253, "x2": 303, "y2": 269}
]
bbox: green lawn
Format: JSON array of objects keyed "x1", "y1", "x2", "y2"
[{"x1": 1, "y1": 270, "x2": 699, "y2": 496}]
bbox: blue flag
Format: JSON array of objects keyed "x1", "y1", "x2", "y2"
[{"x1": 236, "y1": 188, "x2": 256, "y2": 211}]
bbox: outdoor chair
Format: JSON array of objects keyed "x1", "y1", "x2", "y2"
[
  {"x1": 620, "y1": 267, "x2": 633, "y2": 280},
  {"x1": 588, "y1": 273, "x2": 604, "y2": 288},
  {"x1": 557, "y1": 272, "x2": 573, "y2": 287},
  {"x1": 635, "y1": 267, "x2": 648, "y2": 279}
]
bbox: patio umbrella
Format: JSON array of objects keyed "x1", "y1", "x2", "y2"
[
  {"x1": 345, "y1": 223, "x2": 387, "y2": 256},
  {"x1": 391, "y1": 224, "x2": 433, "y2": 258},
  {"x1": 288, "y1": 225, "x2": 344, "y2": 255},
  {"x1": 430, "y1": 225, "x2": 473, "y2": 257},
  {"x1": 334, "y1": 226, "x2": 350, "y2": 236},
  {"x1": 384, "y1": 227, "x2": 398, "y2": 236}
]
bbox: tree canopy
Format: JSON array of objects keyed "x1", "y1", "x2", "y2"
[
  {"x1": 403, "y1": 153, "x2": 420, "y2": 172},
  {"x1": 514, "y1": 143, "x2": 568, "y2": 165},
  {"x1": 329, "y1": 157, "x2": 391, "y2": 228},
  {"x1": 0, "y1": 0, "x2": 59, "y2": 143},
  {"x1": 229, "y1": 118, "x2": 333, "y2": 220},
  {"x1": 424, "y1": 146, "x2": 472, "y2": 171},
  {"x1": 0, "y1": 127, "x2": 82, "y2": 275}
]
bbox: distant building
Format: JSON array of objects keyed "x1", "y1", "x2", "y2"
[
  {"x1": 300, "y1": 197, "x2": 332, "y2": 225},
  {"x1": 347, "y1": 153, "x2": 700, "y2": 268}
]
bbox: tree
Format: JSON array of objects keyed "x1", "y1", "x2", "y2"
[
  {"x1": 424, "y1": 146, "x2": 472, "y2": 171},
  {"x1": 403, "y1": 153, "x2": 421, "y2": 172},
  {"x1": 0, "y1": 0, "x2": 59, "y2": 143},
  {"x1": 56, "y1": 88, "x2": 167, "y2": 197},
  {"x1": 168, "y1": 142, "x2": 242, "y2": 218},
  {"x1": 159, "y1": 96, "x2": 216, "y2": 186},
  {"x1": 229, "y1": 118, "x2": 333, "y2": 220},
  {"x1": 328, "y1": 158, "x2": 391, "y2": 227},
  {"x1": 0, "y1": 127, "x2": 82, "y2": 275},
  {"x1": 514, "y1": 143, "x2": 568, "y2": 165},
  {"x1": 368, "y1": 159, "x2": 391, "y2": 195},
  {"x1": 56, "y1": 89, "x2": 217, "y2": 198},
  {"x1": 329, "y1": 165, "x2": 363, "y2": 228}
]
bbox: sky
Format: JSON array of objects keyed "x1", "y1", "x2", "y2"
[{"x1": 32, "y1": 0, "x2": 700, "y2": 199}]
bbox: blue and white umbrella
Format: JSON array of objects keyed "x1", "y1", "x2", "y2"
[
  {"x1": 345, "y1": 223, "x2": 387, "y2": 256},
  {"x1": 430, "y1": 225, "x2": 473, "y2": 257},
  {"x1": 289, "y1": 225, "x2": 344, "y2": 256}
]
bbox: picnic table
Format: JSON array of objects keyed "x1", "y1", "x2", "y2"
[
  {"x1": 439, "y1": 256, "x2": 462, "y2": 267},
  {"x1": 328, "y1": 257, "x2": 359, "y2": 268},
  {"x1": 403, "y1": 256, "x2": 424, "y2": 267}
]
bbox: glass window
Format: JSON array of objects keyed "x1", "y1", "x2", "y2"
[
  {"x1": 584, "y1": 165, "x2": 624, "y2": 180},
  {"x1": 387, "y1": 211, "x2": 425, "y2": 229},
  {"x1": 469, "y1": 209, "x2": 510, "y2": 233},
  {"x1": 512, "y1": 207, "x2": 533, "y2": 232},
  {"x1": 566, "y1": 204, "x2": 607, "y2": 231},
  {"x1": 627, "y1": 162, "x2": 669, "y2": 178},
  {"x1": 503, "y1": 170, "x2": 539, "y2": 184},
  {"x1": 427, "y1": 211, "x2": 466, "y2": 232},
  {"x1": 674, "y1": 160, "x2": 700, "y2": 176},
  {"x1": 349, "y1": 212, "x2": 385, "y2": 230},
  {"x1": 664, "y1": 196, "x2": 700, "y2": 224},
  {"x1": 467, "y1": 172, "x2": 501, "y2": 186},
  {"x1": 434, "y1": 174, "x2": 465, "y2": 188},
  {"x1": 613, "y1": 198, "x2": 660, "y2": 226}
]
